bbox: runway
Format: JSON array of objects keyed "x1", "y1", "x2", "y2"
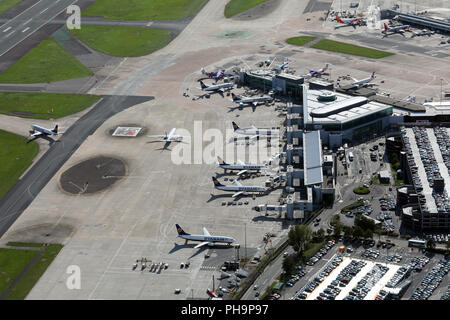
[{"x1": 0, "y1": 0, "x2": 77, "y2": 57}]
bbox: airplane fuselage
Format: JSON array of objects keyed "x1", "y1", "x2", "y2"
[
  {"x1": 219, "y1": 164, "x2": 267, "y2": 171},
  {"x1": 177, "y1": 234, "x2": 235, "y2": 244},
  {"x1": 214, "y1": 184, "x2": 266, "y2": 193},
  {"x1": 236, "y1": 128, "x2": 279, "y2": 136},
  {"x1": 202, "y1": 83, "x2": 234, "y2": 91},
  {"x1": 31, "y1": 124, "x2": 56, "y2": 135}
]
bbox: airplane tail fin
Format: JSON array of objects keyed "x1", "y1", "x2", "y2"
[
  {"x1": 383, "y1": 23, "x2": 388, "y2": 31},
  {"x1": 231, "y1": 93, "x2": 240, "y2": 102},
  {"x1": 324, "y1": 64, "x2": 329, "y2": 71},
  {"x1": 336, "y1": 15, "x2": 343, "y2": 24},
  {"x1": 371, "y1": 72, "x2": 376, "y2": 79},
  {"x1": 199, "y1": 80, "x2": 207, "y2": 89},
  {"x1": 176, "y1": 224, "x2": 189, "y2": 236},
  {"x1": 212, "y1": 177, "x2": 223, "y2": 187},
  {"x1": 53, "y1": 124, "x2": 58, "y2": 134},
  {"x1": 232, "y1": 121, "x2": 239, "y2": 131},
  {"x1": 201, "y1": 67, "x2": 206, "y2": 75},
  {"x1": 217, "y1": 156, "x2": 227, "y2": 165}
]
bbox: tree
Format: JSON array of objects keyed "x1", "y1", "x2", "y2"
[
  {"x1": 355, "y1": 214, "x2": 375, "y2": 232},
  {"x1": 446, "y1": 240, "x2": 450, "y2": 252},
  {"x1": 343, "y1": 226, "x2": 353, "y2": 239},
  {"x1": 282, "y1": 255, "x2": 296, "y2": 276},
  {"x1": 333, "y1": 223, "x2": 342, "y2": 238},
  {"x1": 312, "y1": 228, "x2": 325, "y2": 243},
  {"x1": 363, "y1": 229, "x2": 373, "y2": 240},
  {"x1": 353, "y1": 226, "x2": 364, "y2": 239},
  {"x1": 426, "y1": 238, "x2": 436, "y2": 250},
  {"x1": 288, "y1": 225, "x2": 312, "y2": 253}
]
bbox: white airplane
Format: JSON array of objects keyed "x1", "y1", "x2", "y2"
[
  {"x1": 212, "y1": 177, "x2": 266, "y2": 198},
  {"x1": 175, "y1": 224, "x2": 236, "y2": 248},
  {"x1": 273, "y1": 60, "x2": 289, "y2": 73},
  {"x1": 350, "y1": 72, "x2": 376, "y2": 88},
  {"x1": 307, "y1": 64, "x2": 329, "y2": 77},
  {"x1": 147, "y1": 128, "x2": 186, "y2": 150},
  {"x1": 29, "y1": 124, "x2": 60, "y2": 137},
  {"x1": 199, "y1": 80, "x2": 234, "y2": 92},
  {"x1": 217, "y1": 156, "x2": 268, "y2": 175},
  {"x1": 336, "y1": 15, "x2": 365, "y2": 27},
  {"x1": 382, "y1": 23, "x2": 410, "y2": 36},
  {"x1": 232, "y1": 121, "x2": 279, "y2": 140},
  {"x1": 230, "y1": 93, "x2": 273, "y2": 111}
]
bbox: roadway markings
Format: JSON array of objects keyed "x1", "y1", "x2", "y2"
[
  {"x1": 23, "y1": 18, "x2": 33, "y2": 25},
  {"x1": 3, "y1": 27, "x2": 11, "y2": 32},
  {"x1": 22, "y1": 27, "x2": 30, "y2": 33},
  {"x1": 40, "y1": 8, "x2": 48, "y2": 14},
  {"x1": 5, "y1": 31, "x2": 15, "y2": 38}
]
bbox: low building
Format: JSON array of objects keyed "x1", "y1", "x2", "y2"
[{"x1": 379, "y1": 170, "x2": 391, "y2": 184}]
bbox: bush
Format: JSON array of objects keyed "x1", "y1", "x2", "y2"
[{"x1": 353, "y1": 186, "x2": 370, "y2": 195}]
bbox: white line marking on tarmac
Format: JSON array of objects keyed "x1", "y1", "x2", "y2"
[
  {"x1": 22, "y1": 27, "x2": 30, "y2": 33},
  {"x1": 5, "y1": 31, "x2": 15, "y2": 37},
  {"x1": 3, "y1": 27, "x2": 11, "y2": 32},
  {"x1": 23, "y1": 18, "x2": 33, "y2": 25},
  {"x1": 40, "y1": 8, "x2": 48, "y2": 14}
]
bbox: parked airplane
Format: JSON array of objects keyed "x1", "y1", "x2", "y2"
[
  {"x1": 175, "y1": 224, "x2": 236, "y2": 248},
  {"x1": 382, "y1": 23, "x2": 410, "y2": 36},
  {"x1": 273, "y1": 60, "x2": 289, "y2": 73},
  {"x1": 217, "y1": 156, "x2": 268, "y2": 175},
  {"x1": 230, "y1": 93, "x2": 273, "y2": 111},
  {"x1": 199, "y1": 80, "x2": 234, "y2": 92},
  {"x1": 201, "y1": 67, "x2": 235, "y2": 80},
  {"x1": 307, "y1": 64, "x2": 329, "y2": 77},
  {"x1": 212, "y1": 177, "x2": 266, "y2": 198},
  {"x1": 336, "y1": 15, "x2": 365, "y2": 27},
  {"x1": 29, "y1": 124, "x2": 60, "y2": 137},
  {"x1": 147, "y1": 128, "x2": 186, "y2": 149},
  {"x1": 350, "y1": 72, "x2": 376, "y2": 88},
  {"x1": 232, "y1": 121, "x2": 279, "y2": 140}
]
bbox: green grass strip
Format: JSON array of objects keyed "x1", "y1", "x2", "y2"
[
  {"x1": 311, "y1": 39, "x2": 394, "y2": 59},
  {"x1": 70, "y1": 25, "x2": 172, "y2": 57},
  {"x1": 0, "y1": 129, "x2": 39, "y2": 200},
  {"x1": 82, "y1": 0, "x2": 208, "y2": 21},
  {"x1": 0, "y1": 248, "x2": 38, "y2": 295},
  {"x1": 225, "y1": 0, "x2": 267, "y2": 18},
  {"x1": 0, "y1": 91, "x2": 100, "y2": 119},
  {"x1": 5, "y1": 244, "x2": 63, "y2": 299},
  {"x1": 0, "y1": 38, "x2": 93, "y2": 84},
  {"x1": 0, "y1": 0, "x2": 21, "y2": 14},
  {"x1": 286, "y1": 36, "x2": 317, "y2": 46}
]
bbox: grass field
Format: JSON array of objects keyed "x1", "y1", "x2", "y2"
[
  {"x1": 0, "y1": 129, "x2": 39, "y2": 201},
  {"x1": 0, "y1": 0, "x2": 21, "y2": 14},
  {"x1": 0, "y1": 39, "x2": 93, "y2": 84},
  {"x1": 0, "y1": 248, "x2": 38, "y2": 296},
  {"x1": 5, "y1": 243, "x2": 63, "y2": 299},
  {"x1": 0, "y1": 92, "x2": 100, "y2": 119},
  {"x1": 70, "y1": 26, "x2": 172, "y2": 57},
  {"x1": 285, "y1": 36, "x2": 317, "y2": 46},
  {"x1": 82, "y1": 0, "x2": 208, "y2": 20},
  {"x1": 311, "y1": 39, "x2": 394, "y2": 59},
  {"x1": 224, "y1": 0, "x2": 267, "y2": 18}
]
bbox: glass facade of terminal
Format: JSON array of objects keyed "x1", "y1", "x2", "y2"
[{"x1": 320, "y1": 107, "x2": 393, "y2": 132}]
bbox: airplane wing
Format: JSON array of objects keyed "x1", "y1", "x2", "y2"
[
  {"x1": 350, "y1": 77, "x2": 358, "y2": 82},
  {"x1": 250, "y1": 135, "x2": 259, "y2": 140},
  {"x1": 203, "y1": 227, "x2": 211, "y2": 236},
  {"x1": 237, "y1": 170, "x2": 248, "y2": 176},
  {"x1": 30, "y1": 132, "x2": 44, "y2": 137},
  {"x1": 232, "y1": 191, "x2": 246, "y2": 198},
  {"x1": 250, "y1": 125, "x2": 258, "y2": 130},
  {"x1": 194, "y1": 242, "x2": 210, "y2": 249},
  {"x1": 147, "y1": 135, "x2": 166, "y2": 138},
  {"x1": 237, "y1": 159, "x2": 245, "y2": 165}
]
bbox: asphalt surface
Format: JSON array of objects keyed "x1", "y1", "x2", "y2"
[
  {"x1": 0, "y1": 0, "x2": 77, "y2": 57},
  {"x1": 0, "y1": 95, "x2": 153, "y2": 238}
]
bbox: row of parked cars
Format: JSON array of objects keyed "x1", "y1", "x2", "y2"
[
  {"x1": 409, "y1": 256, "x2": 430, "y2": 272},
  {"x1": 385, "y1": 253, "x2": 403, "y2": 263},
  {"x1": 433, "y1": 127, "x2": 450, "y2": 179},
  {"x1": 386, "y1": 265, "x2": 411, "y2": 288},
  {"x1": 286, "y1": 265, "x2": 306, "y2": 287},
  {"x1": 306, "y1": 240, "x2": 336, "y2": 266},
  {"x1": 379, "y1": 197, "x2": 395, "y2": 211},
  {"x1": 440, "y1": 287, "x2": 450, "y2": 300},
  {"x1": 345, "y1": 263, "x2": 389, "y2": 300},
  {"x1": 361, "y1": 249, "x2": 380, "y2": 260},
  {"x1": 410, "y1": 259, "x2": 450, "y2": 300},
  {"x1": 294, "y1": 255, "x2": 344, "y2": 300},
  {"x1": 425, "y1": 233, "x2": 450, "y2": 243}
]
